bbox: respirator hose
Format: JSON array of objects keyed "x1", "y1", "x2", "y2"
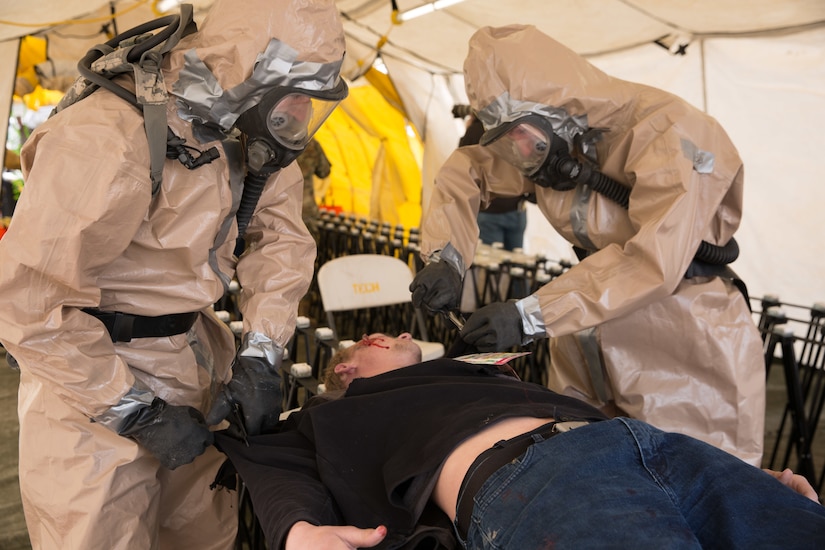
[
  {"x1": 573, "y1": 161, "x2": 630, "y2": 209},
  {"x1": 695, "y1": 238, "x2": 739, "y2": 265},
  {"x1": 549, "y1": 154, "x2": 738, "y2": 265},
  {"x1": 234, "y1": 170, "x2": 271, "y2": 256},
  {"x1": 236, "y1": 171, "x2": 269, "y2": 237}
]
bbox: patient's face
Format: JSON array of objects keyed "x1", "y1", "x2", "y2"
[{"x1": 335, "y1": 332, "x2": 422, "y2": 386}]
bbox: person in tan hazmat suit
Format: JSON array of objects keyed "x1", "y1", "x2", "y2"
[
  {"x1": 411, "y1": 25, "x2": 765, "y2": 467},
  {"x1": 0, "y1": 0, "x2": 348, "y2": 548}
]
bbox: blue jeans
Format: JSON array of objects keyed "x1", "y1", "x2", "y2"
[
  {"x1": 458, "y1": 418, "x2": 825, "y2": 549},
  {"x1": 477, "y1": 210, "x2": 527, "y2": 251}
]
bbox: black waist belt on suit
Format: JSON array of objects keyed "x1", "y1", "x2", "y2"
[
  {"x1": 82, "y1": 308, "x2": 199, "y2": 343},
  {"x1": 454, "y1": 420, "x2": 590, "y2": 540}
]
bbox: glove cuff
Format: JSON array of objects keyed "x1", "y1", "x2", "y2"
[
  {"x1": 428, "y1": 242, "x2": 465, "y2": 278},
  {"x1": 515, "y1": 294, "x2": 546, "y2": 342},
  {"x1": 94, "y1": 382, "x2": 155, "y2": 432},
  {"x1": 239, "y1": 331, "x2": 285, "y2": 368},
  {"x1": 118, "y1": 397, "x2": 167, "y2": 436}
]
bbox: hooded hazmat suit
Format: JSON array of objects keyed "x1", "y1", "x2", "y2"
[
  {"x1": 0, "y1": 0, "x2": 346, "y2": 547},
  {"x1": 419, "y1": 25, "x2": 765, "y2": 466}
]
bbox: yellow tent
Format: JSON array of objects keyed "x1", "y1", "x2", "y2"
[{"x1": 314, "y1": 70, "x2": 423, "y2": 230}]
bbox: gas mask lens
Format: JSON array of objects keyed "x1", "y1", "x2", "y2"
[
  {"x1": 267, "y1": 93, "x2": 338, "y2": 150},
  {"x1": 235, "y1": 79, "x2": 348, "y2": 175},
  {"x1": 482, "y1": 121, "x2": 551, "y2": 177}
]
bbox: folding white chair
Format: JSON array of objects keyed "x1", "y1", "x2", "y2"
[{"x1": 316, "y1": 254, "x2": 444, "y2": 361}]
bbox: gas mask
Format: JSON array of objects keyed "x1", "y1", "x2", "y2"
[
  {"x1": 480, "y1": 114, "x2": 578, "y2": 191},
  {"x1": 232, "y1": 79, "x2": 348, "y2": 255},
  {"x1": 480, "y1": 114, "x2": 739, "y2": 267},
  {"x1": 234, "y1": 79, "x2": 348, "y2": 176}
]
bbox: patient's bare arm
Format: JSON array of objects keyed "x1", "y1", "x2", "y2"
[{"x1": 285, "y1": 521, "x2": 387, "y2": 549}]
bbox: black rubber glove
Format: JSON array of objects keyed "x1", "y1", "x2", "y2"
[
  {"x1": 409, "y1": 261, "x2": 462, "y2": 314},
  {"x1": 461, "y1": 301, "x2": 524, "y2": 352},
  {"x1": 206, "y1": 353, "x2": 283, "y2": 437},
  {"x1": 118, "y1": 397, "x2": 213, "y2": 470}
]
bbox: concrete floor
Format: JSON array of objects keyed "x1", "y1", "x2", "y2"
[{"x1": 1, "y1": 347, "x2": 823, "y2": 549}]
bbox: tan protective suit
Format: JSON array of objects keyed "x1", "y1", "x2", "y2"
[
  {"x1": 421, "y1": 25, "x2": 765, "y2": 466},
  {"x1": 0, "y1": 1, "x2": 345, "y2": 548}
]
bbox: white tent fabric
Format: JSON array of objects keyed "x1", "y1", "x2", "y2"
[{"x1": 1, "y1": 0, "x2": 823, "y2": 306}]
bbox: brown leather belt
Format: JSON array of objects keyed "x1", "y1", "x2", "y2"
[{"x1": 454, "y1": 420, "x2": 590, "y2": 540}]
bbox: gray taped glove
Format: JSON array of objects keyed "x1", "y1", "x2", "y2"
[
  {"x1": 410, "y1": 261, "x2": 462, "y2": 314},
  {"x1": 118, "y1": 397, "x2": 213, "y2": 470},
  {"x1": 461, "y1": 301, "x2": 524, "y2": 352},
  {"x1": 206, "y1": 353, "x2": 283, "y2": 437}
]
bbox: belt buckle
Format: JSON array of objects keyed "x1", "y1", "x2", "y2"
[{"x1": 552, "y1": 420, "x2": 589, "y2": 433}]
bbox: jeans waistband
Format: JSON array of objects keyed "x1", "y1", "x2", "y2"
[{"x1": 454, "y1": 420, "x2": 590, "y2": 540}]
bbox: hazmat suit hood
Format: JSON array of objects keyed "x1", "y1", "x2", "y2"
[
  {"x1": 166, "y1": 0, "x2": 347, "y2": 132},
  {"x1": 465, "y1": 24, "x2": 640, "y2": 149},
  {"x1": 462, "y1": 23, "x2": 744, "y2": 250}
]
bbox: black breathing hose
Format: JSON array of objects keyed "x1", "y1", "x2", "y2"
[
  {"x1": 125, "y1": 15, "x2": 181, "y2": 63},
  {"x1": 236, "y1": 171, "x2": 269, "y2": 239},
  {"x1": 233, "y1": 170, "x2": 275, "y2": 257},
  {"x1": 550, "y1": 154, "x2": 739, "y2": 265},
  {"x1": 552, "y1": 157, "x2": 630, "y2": 209},
  {"x1": 695, "y1": 238, "x2": 739, "y2": 265}
]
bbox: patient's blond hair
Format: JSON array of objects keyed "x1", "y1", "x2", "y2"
[{"x1": 322, "y1": 345, "x2": 356, "y2": 391}]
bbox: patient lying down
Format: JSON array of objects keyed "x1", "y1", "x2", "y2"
[{"x1": 216, "y1": 333, "x2": 824, "y2": 550}]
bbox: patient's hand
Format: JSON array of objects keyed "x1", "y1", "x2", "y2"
[
  {"x1": 763, "y1": 468, "x2": 820, "y2": 503},
  {"x1": 286, "y1": 521, "x2": 386, "y2": 549}
]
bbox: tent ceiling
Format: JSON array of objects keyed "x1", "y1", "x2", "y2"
[
  {"x1": 0, "y1": 1, "x2": 213, "y2": 44},
  {"x1": 339, "y1": 0, "x2": 825, "y2": 74},
  {"x1": 2, "y1": 1, "x2": 824, "y2": 74}
]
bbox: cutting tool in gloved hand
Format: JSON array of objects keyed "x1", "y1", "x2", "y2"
[
  {"x1": 444, "y1": 309, "x2": 466, "y2": 331},
  {"x1": 228, "y1": 392, "x2": 250, "y2": 447},
  {"x1": 444, "y1": 309, "x2": 479, "y2": 358}
]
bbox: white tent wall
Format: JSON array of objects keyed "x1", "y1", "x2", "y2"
[{"x1": 705, "y1": 30, "x2": 825, "y2": 309}]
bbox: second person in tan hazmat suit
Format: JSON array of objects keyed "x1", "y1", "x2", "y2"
[
  {"x1": 0, "y1": 0, "x2": 348, "y2": 548},
  {"x1": 411, "y1": 25, "x2": 765, "y2": 466}
]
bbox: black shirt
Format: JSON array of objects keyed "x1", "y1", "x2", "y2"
[{"x1": 217, "y1": 358, "x2": 608, "y2": 550}]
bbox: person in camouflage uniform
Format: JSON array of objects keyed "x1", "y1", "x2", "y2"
[{"x1": 296, "y1": 138, "x2": 332, "y2": 242}]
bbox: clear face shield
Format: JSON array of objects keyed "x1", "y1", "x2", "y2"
[
  {"x1": 480, "y1": 114, "x2": 576, "y2": 190},
  {"x1": 236, "y1": 79, "x2": 349, "y2": 175},
  {"x1": 480, "y1": 117, "x2": 552, "y2": 177}
]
